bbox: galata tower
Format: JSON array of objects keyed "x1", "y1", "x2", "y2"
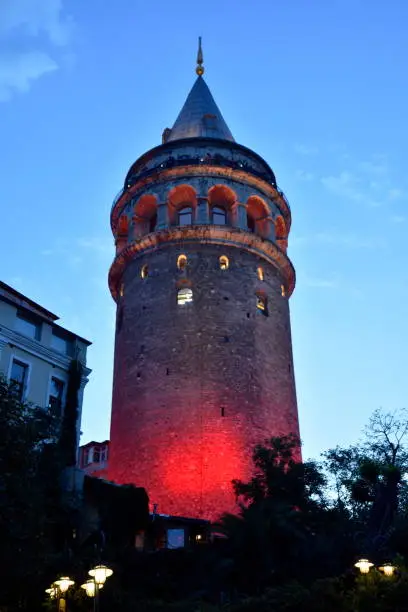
[{"x1": 108, "y1": 41, "x2": 300, "y2": 521}]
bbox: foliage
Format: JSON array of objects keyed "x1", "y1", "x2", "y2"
[
  {"x1": 3, "y1": 373, "x2": 408, "y2": 612},
  {"x1": 0, "y1": 374, "x2": 63, "y2": 609},
  {"x1": 59, "y1": 359, "x2": 83, "y2": 467}
]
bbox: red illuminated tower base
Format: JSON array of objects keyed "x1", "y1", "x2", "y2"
[{"x1": 108, "y1": 52, "x2": 300, "y2": 521}]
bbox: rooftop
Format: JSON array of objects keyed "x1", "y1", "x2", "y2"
[{"x1": 166, "y1": 75, "x2": 234, "y2": 143}]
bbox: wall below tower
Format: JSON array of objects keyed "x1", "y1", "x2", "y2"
[{"x1": 108, "y1": 243, "x2": 299, "y2": 521}]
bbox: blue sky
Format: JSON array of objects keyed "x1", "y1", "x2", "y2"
[{"x1": 1, "y1": 0, "x2": 407, "y2": 460}]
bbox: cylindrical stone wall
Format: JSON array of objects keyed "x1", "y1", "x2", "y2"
[{"x1": 108, "y1": 242, "x2": 299, "y2": 521}]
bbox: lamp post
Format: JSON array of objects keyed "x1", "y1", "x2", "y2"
[
  {"x1": 46, "y1": 565, "x2": 113, "y2": 612},
  {"x1": 354, "y1": 558, "x2": 397, "y2": 577},
  {"x1": 46, "y1": 576, "x2": 74, "y2": 611},
  {"x1": 354, "y1": 559, "x2": 374, "y2": 574},
  {"x1": 86, "y1": 565, "x2": 113, "y2": 612}
]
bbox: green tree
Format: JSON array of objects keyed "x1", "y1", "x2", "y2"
[
  {"x1": 0, "y1": 374, "x2": 63, "y2": 610},
  {"x1": 218, "y1": 435, "x2": 348, "y2": 593}
]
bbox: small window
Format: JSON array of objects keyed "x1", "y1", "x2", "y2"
[
  {"x1": 256, "y1": 295, "x2": 268, "y2": 315},
  {"x1": 141, "y1": 264, "x2": 148, "y2": 279},
  {"x1": 247, "y1": 214, "x2": 255, "y2": 232},
  {"x1": 48, "y1": 377, "x2": 64, "y2": 417},
  {"x1": 15, "y1": 313, "x2": 41, "y2": 340},
  {"x1": 83, "y1": 446, "x2": 93, "y2": 465},
  {"x1": 257, "y1": 266, "x2": 264, "y2": 281},
  {"x1": 51, "y1": 332, "x2": 71, "y2": 355},
  {"x1": 212, "y1": 206, "x2": 227, "y2": 225},
  {"x1": 177, "y1": 254, "x2": 188, "y2": 270},
  {"x1": 219, "y1": 256, "x2": 229, "y2": 270},
  {"x1": 93, "y1": 445, "x2": 108, "y2": 463},
  {"x1": 178, "y1": 207, "x2": 193, "y2": 226},
  {"x1": 167, "y1": 528, "x2": 185, "y2": 549},
  {"x1": 177, "y1": 288, "x2": 193, "y2": 305},
  {"x1": 281, "y1": 284, "x2": 286, "y2": 297},
  {"x1": 149, "y1": 213, "x2": 157, "y2": 233},
  {"x1": 10, "y1": 359, "x2": 29, "y2": 401},
  {"x1": 119, "y1": 283, "x2": 124, "y2": 297}
]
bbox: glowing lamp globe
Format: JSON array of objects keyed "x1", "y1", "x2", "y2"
[
  {"x1": 88, "y1": 565, "x2": 113, "y2": 585},
  {"x1": 379, "y1": 563, "x2": 396, "y2": 577},
  {"x1": 81, "y1": 580, "x2": 104, "y2": 597},
  {"x1": 354, "y1": 559, "x2": 373, "y2": 574},
  {"x1": 45, "y1": 587, "x2": 58, "y2": 599},
  {"x1": 53, "y1": 577, "x2": 74, "y2": 593}
]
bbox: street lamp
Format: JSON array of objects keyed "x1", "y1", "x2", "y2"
[
  {"x1": 88, "y1": 564, "x2": 113, "y2": 586},
  {"x1": 379, "y1": 563, "x2": 396, "y2": 577},
  {"x1": 45, "y1": 577, "x2": 74, "y2": 611},
  {"x1": 87, "y1": 564, "x2": 113, "y2": 612},
  {"x1": 81, "y1": 579, "x2": 104, "y2": 597},
  {"x1": 53, "y1": 577, "x2": 75, "y2": 593},
  {"x1": 45, "y1": 586, "x2": 58, "y2": 599},
  {"x1": 354, "y1": 559, "x2": 374, "y2": 574},
  {"x1": 46, "y1": 565, "x2": 112, "y2": 611}
]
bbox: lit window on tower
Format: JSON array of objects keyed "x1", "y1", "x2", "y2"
[
  {"x1": 177, "y1": 288, "x2": 193, "y2": 305},
  {"x1": 219, "y1": 255, "x2": 229, "y2": 270},
  {"x1": 119, "y1": 283, "x2": 124, "y2": 297},
  {"x1": 257, "y1": 266, "x2": 264, "y2": 281},
  {"x1": 141, "y1": 265, "x2": 148, "y2": 279},
  {"x1": 177, "y1": 254, "x2": 188, "y2": 270},
  {"x1": 256, "y1": 294, "x2": 268, "y2": 315},
  {"x1": 281, "y1": 285, "x2": 286, "y2": 297}
]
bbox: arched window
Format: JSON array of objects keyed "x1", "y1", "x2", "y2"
[
  {"x1": 246, "y1": 196, "x2": 269, "y2": 237},
  {"x1": 141, "y1": 264, "x2": 148, "y2": 279},
  {"x1": 212, "y1": 206, "x2": 227, "y2": 225},
  {"x1": 219, "y1": 256, "x2": 229, "y2": 270},
  {"x1": 177, "y1": 288, "x2": 193, "y2": 305},
  {"x1": 257, "y1": 266, "x2": 264, "y2": 281},
  {"x1": 177, "y1": 254, "x2": 188, "y2": 270},
  {"x1": 178, "y1": 207, "x2": 193, "y2": 226},
  {"x1": 281, "y1": 285, "x2": 286, "y2": 297},
  {"x1": 256, "y1": 293, "x2": 268, "y2": 316},
  {"x1": 149, "y1": 213, "x2": 157, "y2": 233},
  {"x1": 134, "y1": 194, "x2": 158, "y2": 238}
]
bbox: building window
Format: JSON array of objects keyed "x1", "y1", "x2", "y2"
[
  {"x1": 149, "y1": 213, "x2": 157, "y2": 233},
  {"x1": 51, "y1": 332, "x2": 71, "y2": 355},
  {"x1": 83, "y1": 446, "x2": 93, "y2": 465},
  {"x1": 256, "y1": 294, "x2": 268, "y2": 315},
  {"x1": 48, "y1": 377, "x2": 64, "y2": 417},
  {"x1": 178, "y1": 207, "x2": 193, "y2": 226},
  {"x1": 10, "y1": 359, "x2": 29, "y2": 401},
  {"x1": 219, "y1": 255, "x2": 229, "y2": 270},
  {"x1": 177, "y1": 254, "x2": 188, "y2": 270},
  {"x1": 247, "y1": 214, "x2": 255, "y2": 232},
  {"x1": 257, "y1": 266, "x2": 264, "y2": 281},
  {"x1": 212, "y1": 206, "x2": 227, "y2": 225},
  {"x1": 281, "y1": 284, "x2": 286, "y2": 297},
  {"x1": 141, "y1": 264, "x2": 148, "y2": 279},
  {"x1": 15, "y1": 313, "x2": 41, "y2": 340},
  {"x1": 119, "y1": 283, "x2": 124, "y2": 297},
  {"x1": 167, "y1": 528, "x2": 185, "y2": 549},
  {"x1": 177, "y1": 288, "x2": 193, "y2": 305},
  {"x1": 93, "y1": 444, "x2": 108, "y2": 463}
]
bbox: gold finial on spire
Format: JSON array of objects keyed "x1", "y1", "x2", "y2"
[{"x1": 196, "y1": 36, "x2": 204, "y2": 76}]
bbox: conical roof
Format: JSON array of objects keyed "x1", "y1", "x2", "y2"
[{"x1": 166, "y1": 76, "x2": 234, "y2": 143}]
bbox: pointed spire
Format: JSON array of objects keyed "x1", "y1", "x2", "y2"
[
  {"x1": 165, "y1": 41, "x2": 234, "y2": 143},
  {"x1": 196, "y1": 36, "x2": 204, "y2": 76}
]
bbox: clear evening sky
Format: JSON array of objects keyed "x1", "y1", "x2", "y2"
[{"x1": 1, "y1": 0, "x2": 407, "y2": 460}]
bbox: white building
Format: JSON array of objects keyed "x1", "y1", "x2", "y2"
[{"x1": 0, "y1": 281, "x2": 91, "y2": 437}]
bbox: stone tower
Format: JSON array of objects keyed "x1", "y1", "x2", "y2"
[{"x1": 108, "y1": 45, "x2": 300, "y2": 521}]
